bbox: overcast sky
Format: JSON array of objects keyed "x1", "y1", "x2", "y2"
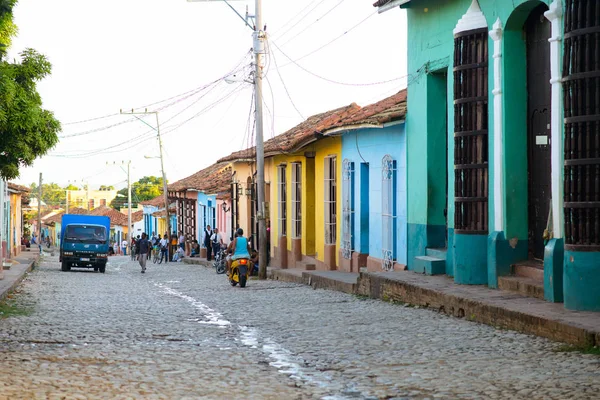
[{"x1": 10, "y1": 0, "x2": 407, "y2": 190}]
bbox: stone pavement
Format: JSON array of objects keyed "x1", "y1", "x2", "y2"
[
  {"x1": 0, "y1": 247, "x2": 41, "y2": 302},
  {"x1": 184, "y1": 256, "x2": 600, "y2": 346},
  {"x1": 3, "y1": 254, "x2": 600, "y2": 399},
  {"x1": 266, "y1": 266, "x2": 600, "y2": 347}
]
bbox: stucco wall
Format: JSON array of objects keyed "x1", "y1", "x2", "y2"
[{"x1": 341, "y1": 123, "x2": 407, "y2": 265}]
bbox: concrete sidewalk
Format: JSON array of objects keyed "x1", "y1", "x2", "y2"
[{"x1": 0, "y1": 248, "x2": 41, "y2": 302}]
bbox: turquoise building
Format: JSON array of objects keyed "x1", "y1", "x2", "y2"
[
  {"x1": 326, "y1": 91, "x2": 407, "y2": 272},
  {"x1": 376, "y1": 0, "x2": 600, "y2": 310}
]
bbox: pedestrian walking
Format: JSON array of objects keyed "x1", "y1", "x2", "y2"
[
  {"x1": 121, "y1": 238, "x2": 128, "y2": 256},
  {"x1": 203, "y1": 225, "x2": 213, "y2": 261},
  {"x1": 211, "y1": 228, "x2": 223, "y2": 260},
  {"x1": 137, "y1": 233, "x2": 151, "y2": 273},
  {"x1": 159, "y1": 235, "x2": 169, "y2": 264}
]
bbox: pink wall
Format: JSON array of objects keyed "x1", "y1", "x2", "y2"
[{"x1": 217, "y1": 199, "x2": 231, "y2": 243}]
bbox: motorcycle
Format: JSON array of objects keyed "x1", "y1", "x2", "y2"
[
  {"x1": 229, "y1": 257, "x2": 251, "y2": 288},
  {"x1": 213, "y1": 248, "x2": 227, "y2": 275}
]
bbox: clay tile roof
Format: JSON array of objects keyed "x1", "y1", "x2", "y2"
[
  {"x1": 132, "y1": 210, "x2": 144, "y2": 223},
  {"x1": 44, "y1": 207, "x2": 90, "y2": 225},
  {"x1": 140, "y1": 195, "x2": 165, "y2": 207},
  {"x1": 218, "y1": 103, "x2": 361, "y2": 162},
  {"x1": 44, "y1": 212, "x2": 64, "y2": 225},
  {"x1": 7, "y1": 182, "x2": 30, "y2": 193},
  {"x1": 89, "y1": 205, "x2": 128, "y2": 226},
  {"x1": 323, "y1": 90, "x2": 407, "y2": 133},
  {"x1": 168, "y1": 162, "x2": 232, "y2": 194}
]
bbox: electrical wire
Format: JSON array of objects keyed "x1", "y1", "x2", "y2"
[
  {"x1": 272, "y1": 0, "x2": 329, "y2": 43},
  {"x1": 264, "y1": 75, "x2": 276, "y2": 139},
  {"x1": 280, "y1": 11, "x2": 377, "y2": 67},
  {"x1": 278, "y1": 0, "x2": 348, "y2": 47},
  {"x1": 270, "y1": 40, "x2": 409, "y2": 87},
  {"x1": 267, "y1": 39, "x2": 304, "y2": 120},
  {"x1": 270, "y1": 0, "x2": 321, "y2": 37}
]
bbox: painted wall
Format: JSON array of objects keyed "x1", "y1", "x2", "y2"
[
  {"x1": 340, "y1": 123, "x2": 407, "y2": 266},
  {"x1": 198, "y1": 192, "x2": 217, "y2": 241},
  {"x1": 405, "y1": 0, "x2": 551, "y2": 270},
  {"x1": 314, "y1": 137, "x2": 343, "y2": 266},
  {"x1": 216, "y1": 199, "x2": 232, "y2": 243}
]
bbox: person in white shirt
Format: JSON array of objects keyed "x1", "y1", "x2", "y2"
[
  {"x1": 121, "y1": 239, "x2": 128, "y2": 256},
  {"x1": 210, "y1": 228, "x2": 223, "y2": 260},
  {"x1": 159, "y1": 236, "x2": 169, "y2": 263}
]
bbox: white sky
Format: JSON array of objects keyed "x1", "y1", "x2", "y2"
[{"x1": 10, "y1": 0, "x2": 407, "y2": 190}]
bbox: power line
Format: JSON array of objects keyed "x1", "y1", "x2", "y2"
[
  {"x1": 270, "y1": 40, "x2": 409, "y2": 87},
  {"x1": 267, "y1": 39, "x2": 304, "y2": 120},
  {"x1": 280, "y1": 11, "x2": 377, "y2": 67},
  {"x1": 278, "y1": 0, "x2": 348, "y2": 48},
  {"x1": 272, "y1": 0, "x2": 330, "y2": 43}
]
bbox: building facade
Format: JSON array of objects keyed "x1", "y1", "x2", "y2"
[{"x1": 377, "y1": 0, "x2": 599, "y2": 310}]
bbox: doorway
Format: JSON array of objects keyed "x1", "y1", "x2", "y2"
[{"x1": 525, "y1": 4, "x2": 551, "y2": 260}]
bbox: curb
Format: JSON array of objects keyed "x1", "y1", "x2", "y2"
[{"x1": 0, "y1": 254, "x2": 39, "y2": 303}]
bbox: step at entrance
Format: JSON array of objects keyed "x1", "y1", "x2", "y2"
[
  {"x1": 414, "y1": 256, "x2": 446, "y2": 275},
  {"x1": 498, "y1": 276, "x2": 545, "y2": 300},
  {"x1": 295, "y1": 255, "x2": 317, "y2": 271},
  {"x1": 512, "y1": 260, "x2": 544, "y2": 281},
  {"x1": 426, "y1": 247, "x2": 447, "y2": 260}
]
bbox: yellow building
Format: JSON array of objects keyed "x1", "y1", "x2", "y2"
[
  {"x1": 67, "y1": 189, "x2": 118, "y2": 211},
  {"x1": 220, "y1": 103, "x2": 358, "y2": 270}
]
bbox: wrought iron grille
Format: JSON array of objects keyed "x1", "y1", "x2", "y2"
[
  {"x1": 341, "y1": 159, "x2": 354, "y2": 260},
  {"x1": 291, "y1": 163, "x2": 302, "y2": 239},
  {"x1": 382, "y1": 155, "x2": 396, "y2": 271},
  {"x1": 278, "y1": 165, "x2": 287, "y2": 237},
  {"x1": 453, "y1": 28, "x2": 489, "y2": 234},
  {"x1": 325, "y1": 157, "x2": 337, "y2": 245},
  {"x1": 563, "y1": 0, "x2": 600, "y2": 250}
]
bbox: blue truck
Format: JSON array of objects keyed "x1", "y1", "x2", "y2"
[{"x1": 59, "y1": 214, "x2": 110, "y2": 273}]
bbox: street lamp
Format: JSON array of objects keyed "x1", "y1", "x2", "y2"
[{"x1": 187, "y1": 0, "x2": 267, "y2": 280}]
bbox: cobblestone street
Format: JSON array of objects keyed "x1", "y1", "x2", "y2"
[{"x1": 0, "y1": 255, "x2": 598, "y2": 399}]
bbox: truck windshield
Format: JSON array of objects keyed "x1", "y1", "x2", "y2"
[{"x1": 64, "y1": 225, "x2": 107, "y2": 244}]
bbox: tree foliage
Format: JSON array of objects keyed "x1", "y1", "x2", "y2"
[
  {"x1": 29, "y1": 182, "x2": 66, "y2": 207},
  {"x1": 110, "y1": 176, "x2": 164, "y2": 210},
  {"x1": 99, "y1": 185, "x2": 115, "y2": 191},
  {"x1": 0, "y1": 1, "x2": 61, "y2": 180}
]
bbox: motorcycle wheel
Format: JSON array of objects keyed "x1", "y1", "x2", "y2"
[
  {"x1": 230, "y1": 279, "x2": 237, "y2": 286},
  {"x1": 216, "y1": 262, "x2": 226, "y2": 275},
  {"x1": 239, "y1": 275, "x2": 247, "y2": 288}
]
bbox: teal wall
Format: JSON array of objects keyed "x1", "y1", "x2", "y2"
[
  {"x1": 564, "y1": 251, "x2": 600, "y2": 311},
  {"x1": 405, "y1": 0, "x2": 551, "y2": 279}
]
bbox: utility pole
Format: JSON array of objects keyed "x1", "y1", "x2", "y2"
[
  {"x1": 65, "y1": 189, "x2": 69, "y2": 213},
  {"x1": 120, "y1": 110, "x2": 170, "y2": 241},
  {"x1": 253, "y1": 0, "x2": 267, "y2": 280},
  {"x1": 127, "y1": 161, "x2": 132, "y2": 244},
  {"x1": 37, "y1": 173, "x2": 42, "y2": 247},
  {"x1": 187, "y1": 0, "x2": 267, "y2": 278}
]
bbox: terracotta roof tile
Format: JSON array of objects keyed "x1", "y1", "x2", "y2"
[
  {"x1": 132, "y1": 210, "x2": 144, "y2": 223},
  {"x1": 43, "y1": 207, "x2": 92, "y2": 225},
  {"x1": 323, "y1": 90, "x2": 407, "y2": 132},
  {"x1": 218, "y1": 103, "x2": 361, "y2": 162},
  {"x1": 168, "y1": 162, "x2": 232, "y2": 194},
  {"x1": 140, "y1": 195, "x2": 165, "y2": 207},
  {"x1": 89, "y1": 205, "x2": 128, "y2": 226},
  {"x1": 7, "y1": 182, "x2": 30, "y2": 193}
]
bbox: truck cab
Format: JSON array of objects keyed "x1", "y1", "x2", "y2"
[{"x1": 60, "y1": 215, "x2": 110, "y2": 273}]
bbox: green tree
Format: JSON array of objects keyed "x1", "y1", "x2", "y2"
[
  {"x1": 30, "y1": 182, "x2": 66, "y2": 207},
  {"x1": 0, "y1": 1, "x2": 61, "y2": 180},
  {"x1": 99, "y1": 185, "x2": 115, "y2": 191},
  {"x1": 110, "y1": 176, "x2": 164, "y2": 209}
]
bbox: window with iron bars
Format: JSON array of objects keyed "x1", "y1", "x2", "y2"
[
  {"x1": 278, "y1": 165, "x2": 287, "y2": 237},
  {"x1": 563, "y1": 0, "x2": 600, "y2": 251},
  {"x1": 341, "y1": 159, "x2": 354, "y2": 260},
  {"x1": 453, "y1": 27, "x2": 489, "y2": 234},
  {"x1": 291, "y1": 163, "x2": 302, "y2": 238},
  {"x1": 382, "y1": 155, "x2": 397, "y2": 271},
  {"x1": 324, "y1": 156, "x2": 337, "y2": 245}
]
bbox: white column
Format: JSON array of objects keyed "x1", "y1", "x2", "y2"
[
  {"x1": 545, "y1": 0, "x2": 564, "y2": 239},
  {"x1": 489, "y1": 18, "x2": 504, "y2": 233}
]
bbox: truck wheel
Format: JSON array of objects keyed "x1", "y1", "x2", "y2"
[
  {"x1": 61, "y1": 262, "x2": 70, "y2": 272},
  {"x1": 99, "y1": 264, "x2": 106, "y2": 273},
  {"x1": 94, "y1": 267, "x2": 99, "y2": 272}
]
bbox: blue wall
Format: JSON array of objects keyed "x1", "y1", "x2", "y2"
[
  {"x1": 341, "y1": 123, "x2": 407, "y2": 265},
  {"x1": 198, "y1": 193, "x2": 217, "y2": 240}
]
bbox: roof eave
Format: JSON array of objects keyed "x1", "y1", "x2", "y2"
[{"x1": 377, "y1": 0, "x2": 410, "y2": 13}]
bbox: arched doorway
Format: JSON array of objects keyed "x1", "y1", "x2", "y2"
[{"x1": 525, "y1": 3, "x2": 551, "y2": 260}]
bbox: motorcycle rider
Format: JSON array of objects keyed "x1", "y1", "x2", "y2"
[{"x1": 227, "y1": 228, "x2": 251, "y2": 275}]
